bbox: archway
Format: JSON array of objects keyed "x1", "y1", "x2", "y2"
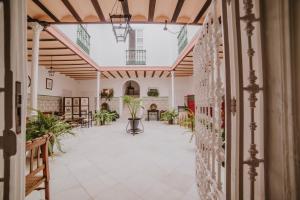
[{"x1": 122, "y1": 80, "x2": 140, "y2": 97}]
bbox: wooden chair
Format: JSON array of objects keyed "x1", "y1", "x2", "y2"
[{"x1": 25, "y1": 133, "x2": 52, "y2": 200}]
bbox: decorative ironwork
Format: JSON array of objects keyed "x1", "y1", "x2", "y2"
[
  {"x1": 126, "y1": 50, "x2": 146, "y2": 65},
  {"x1": 76, "y1": 24, "x2": 90, "y2": 54},
  {"x1": 193, "y1": 0, "x2": 225, "y2": 199},
  {"x1": 109, "y1": 0, "x2": 131, "y2": 42},
  {"x1": 240, "y1": 0, "x2": 264, "y2": 199},
  {"x1": 177, "y1": 25, "x2": 188, "y2": 54}
]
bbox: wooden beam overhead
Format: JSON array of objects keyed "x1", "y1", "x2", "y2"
[
  {"x1": 121, "y1": 0, "x2": 130, "y2": 15},
  {"x1": 144, "y1": 71, "x2": 146, "y2": 78},
  {"x1": 171, "y1": 0, "x2": 185, "y2": 22},
  {"x1": 193, "y1": 0, "x2": 212, "y2": 23},
  {"x1": 151, "y1": 71, "x2": 155, "y2": 78},
  {"x1": 28, "y1": 53, "x2": 77, "y2": 57},
  {"x1": 167, "y1": 72, "x2": 171, "y2": 77},
  {"x1": 135, "y1": 71, "x2": 138, "y2": 78},
  {"x1": 102, "y1": 73, "x2": 108, "y2": 79},
  {"x1": 41, "y1": 63, "x2": 89, "y2": 66},
  {"x1": 117, "y1": 71, "x2": 123, "y2": 78},
  {"x1": 90, "y1": 0, "x2": 106, "y2": 21},
  {"x1": 159, "y1": 71, "x2": 164, "y2": 78},
  {"x1": 126, "y1": 71, "x2": 131, "y2": 78},
  {"x1": 107, "y1": 71, "x2": 116, "y2": 78},
  {"x1": 32, "y1": 0, "x2": 60, "y2": 22},
  {"x1": 148, "y1": 0, "x2": 156, "y2": 21},
  {"x1": 61, "y1": 0, "x2": 82, "y2": 22},
  {"x1": 27, "y1": 38, "x2": 57, "y2": 42},
  {"x1": 27, "y1": 47, "x2": 68, "y2": 50}
]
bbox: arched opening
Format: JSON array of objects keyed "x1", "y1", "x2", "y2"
[{"x1": 122, "y1": 80, "x2": 140, "y2": 97}]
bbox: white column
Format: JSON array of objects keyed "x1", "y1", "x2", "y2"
[
  {"x1": 29, "y1": 22, "x2": 43, "y2": 116},
  {"x1": 96, "y1": 71, "x2": 101, "y2": 112},
  {"x1": 171, "y1": 71, "x2": 175, "y2": 109}
]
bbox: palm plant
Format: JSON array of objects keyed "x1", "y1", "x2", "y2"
[
  {"x1": 123, "y1": 95, "x2": 143, "y2": 119},
  {"x1": 26, "y1": 111, "x2": 74, "y2": 154}
]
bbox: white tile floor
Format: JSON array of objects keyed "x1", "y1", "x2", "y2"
[{"x1": 26, "y1": 120, "x2": 199, "y2": 200}]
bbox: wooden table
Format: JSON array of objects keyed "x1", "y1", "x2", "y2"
[{"x1": 147, "y1": 110, "x2": 159, "y2": 121}]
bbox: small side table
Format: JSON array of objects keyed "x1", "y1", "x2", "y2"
[{"x1": 147, "y1": 110, "x2": 159, "y2": 121}]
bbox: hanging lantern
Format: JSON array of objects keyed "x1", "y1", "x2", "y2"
[
  {"x1": 109, "y1": 0, "x2": 131, "y2": 42},
  {"x1": 48, "y1": 56, "x2": 55, "y2": 76}
]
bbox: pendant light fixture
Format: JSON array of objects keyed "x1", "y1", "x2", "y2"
[{"x1": 48, "y1": 56, "x2": 55, "y2": 77}]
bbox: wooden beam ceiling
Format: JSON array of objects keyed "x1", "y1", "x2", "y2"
[
  {"x1": 151, "y1": 71, "x2": 155, "y2": 78},
  {"x1": 126, "y1": 71, "x2": 131, "y2": 78},
  {"x1": 148, "y1": 0, "x2": 156, "y2": 21},
  {"x1": 107, "y1": 71, "x2": 116, "y2": 78},
  {"x1": 144, "y1": 71, "x2": 146, "y2": 78},
  {"x1": 90, "y1": 0, "x2": 106, "y2": 22},
  {"x1": 117, "y1": 71, "x2": 123, "y2": 78},
  {"x1": 171, "y1": 0, "x2": 185, "y2": 22},
  {"x1": 159, "y1": 71, "x2": 164, "y2": 78},
  {"x1": 135, "y1": 71, "x2": 138, "y2": 78},
  {"x1": 193, "y1": 0, "x2": 212, "y2": 23},
  {"x1": 32, "y1": 0, "x2": 60, "y2": 22},
  {"x1": 62, "y1": 0, "x2": 82, "y2": 22}
]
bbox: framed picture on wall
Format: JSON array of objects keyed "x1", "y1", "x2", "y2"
[
  {"x1": 46, "y1": 78, "x2": 53, "y2": 90},
  {"x1": 73, "y1": 106, "x2": 80, "y2": 114},
  {"x1": 64, "y1": 98, "x2": 72, "y2": 106},
  {"x1": 73, "y1": 98, "x2": 80, "y2": 106},
  {"x1": 64, "y1": 106, "x2": 72, "y2": 114},
  {"x1": 81, "y1": 97, "x2": 89, "y2": 106}
]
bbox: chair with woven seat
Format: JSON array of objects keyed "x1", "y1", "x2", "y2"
[{"x1": 25, "y1": 133, "x2": 51, "y2": 199}]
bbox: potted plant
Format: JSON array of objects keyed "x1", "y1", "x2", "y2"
[
  {"x1": 26, "y1": 111, "x2": 75, "y2": 155},
  {"x1": 123, "y1": 95, "x2": 144, "y2": 133},
  {"x1": 94, "y1": 110, "x2": 117, "y2": 125},
  {"x1": 161, "y1": 109, "x2": 178, "y2": 124}
]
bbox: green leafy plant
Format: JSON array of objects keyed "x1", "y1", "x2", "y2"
[
  {"x1": 147, "y1": 89, "x2": 159, "y2": 97},
  {"x1": 181, "y1": 109, "x2": 195, "y2": 142},
  {"x1": 94, "y1": 110, "x2": 117, "y2": 125},
  {"x1": 161, "y1": 109, "x2": 178, "y2": 124},
  {"x1": 26, "y1": 111, "x2": 74, "y2": 154},
  {"x1": 123, "y1": 95, "x2": 144, "y2": 119}
]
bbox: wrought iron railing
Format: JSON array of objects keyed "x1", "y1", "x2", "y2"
[
  {"x1": 177, "y1": 25, "x2": 188, "y2": 54},
  {"x1": 126, "y1": 50, "x2": 146, "y2": 65},
  {"x1": 77, "y1": 24, "x2": 90, "y2": 54}
]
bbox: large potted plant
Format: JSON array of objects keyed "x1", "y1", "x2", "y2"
[
  {"x1": 161, "y1": 109, "x2": 178, "y2": 124},
  {"x1": 123, "y1": 95, "x2": 144, "y2": 132},
  {"x1": 26, "y1": 111, "x2": 75, "y2": 154},
  {"x1": 94, "y1": 110, "x2": 117, "y2": 125}
]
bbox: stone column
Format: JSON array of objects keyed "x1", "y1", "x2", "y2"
[
  {"x1": 29, "y1": 22, "x2": 43, "y2": 116},
  {"x1": 96, "y1": 71, "x2": 101, "y2": 112},
  {"x1": 171, "y1": 70, "x2": 175, "y2": 109}
]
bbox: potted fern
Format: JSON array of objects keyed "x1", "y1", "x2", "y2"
[
  {"x1": 161, "y1": 109, "x2": 178, "y2": 124},
  {"x1": 26, "y1": 111, "x2": 75, "y2": 154},
  {"x1": 123, "y1": 95, "x2": 144, "y2": 133},
  {"x1": 94, "y1": 110, "x2": 117, "y2": 125}
]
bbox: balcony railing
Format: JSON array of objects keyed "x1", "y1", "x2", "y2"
[
  {"x1": 126, "y1": 50, "x2": 146, "y2": 65},
  {"x1": 77, "y1": 24, "x2": 90, "y2": 54},
  {"x1": 177, "y1": 25, "x2": 188, "y2": 54}
]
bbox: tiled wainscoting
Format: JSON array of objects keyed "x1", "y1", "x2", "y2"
[{"x1": 27, "y1": 95, "x2": 62, "y2": 113}]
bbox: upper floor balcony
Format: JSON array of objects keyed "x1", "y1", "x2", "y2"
[
  {"x1": 126, "y1": 50, "x2": 146, "y2": 65},
  {"x1": 77, "y1": 25, "x2": 90, "y2": 54}
]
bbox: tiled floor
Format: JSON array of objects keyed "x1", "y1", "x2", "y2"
[{"x1": 26, "y1": 120, "x2": 199, "y2": 200}]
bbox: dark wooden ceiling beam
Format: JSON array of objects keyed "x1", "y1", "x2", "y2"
[
  {"x1": 193, "y1": 0, "x2": 212, "y2": 24},
  {"x1": 27, "y1": 47, "x2": 68, "y2": 50},
  {"x1": 90, "y1": 0, "x2": 106, "y2": 21},
  {"x1": 28, "y1": 59, "x2": 85, "y2": 62},
  {"x1": 116, "y1": 71, "x2": 123, "y2": 78},
  {"x1": 27, "y1": 38, "x2": 57, "y2": 42},
  {"x1": 148, "y1": 0, "x2": 156, "y2": 21},
  {"x1": 101, "y1": 73, "x2": 108, "y2": 79},
  {"x1": 126, "y1": 71, "x2": 131, "y2": 78},
  {"x1": 107, "y1": 71, "x2": 116, "y2": 78},
  {"x1": 121, "y1": 0, "x2": 130, "y2": 15},
  {"x1": 61, "y1": 0, "x2": 82, "y2": 22},
  {"x1": 135, "y1": 71, "x2": 138, "y2": 78},
  {"x1": 151, "y1": 71, "x2": 155, "y2": 78},
  {"x1": 159, "y1": 71, "x2": 164, "y2": 78},
  {"x1": 144, "y1": 71, "x2": 146, "y2": 78},
  {"x1": 171, "y1": 0, "x2": 185, "y2": 22},
  {"x1": 28, "y1": 53, "x2": 77, "y2": 56},
  {"x1": 167, "y1": 72, "x2": 171, "y2": 77},
  {"x1": 32, "y1": 0, "x2": 60, "y2": 22},
  {"x1": 41, "y1": 63, "x2": 89, "y2": 66}
]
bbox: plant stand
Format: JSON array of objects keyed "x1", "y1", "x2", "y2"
[{"x1": 126, "y1": 118, "x2": 144, "y2": 135}]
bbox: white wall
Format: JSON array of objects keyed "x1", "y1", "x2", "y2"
[
  {"x1": 76, "y1": 76, "x2": 194, "y2": 111},
  {"x1": 56, "y1": 24, "x2": 199, "y2": 66},
  {"x1": 27, "y1": 62, "x2": 79, "y2": 97}
]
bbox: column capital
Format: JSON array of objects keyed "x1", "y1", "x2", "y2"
[{"x1": 28, "y1": 22, "x2": 44, "y2": 33}]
